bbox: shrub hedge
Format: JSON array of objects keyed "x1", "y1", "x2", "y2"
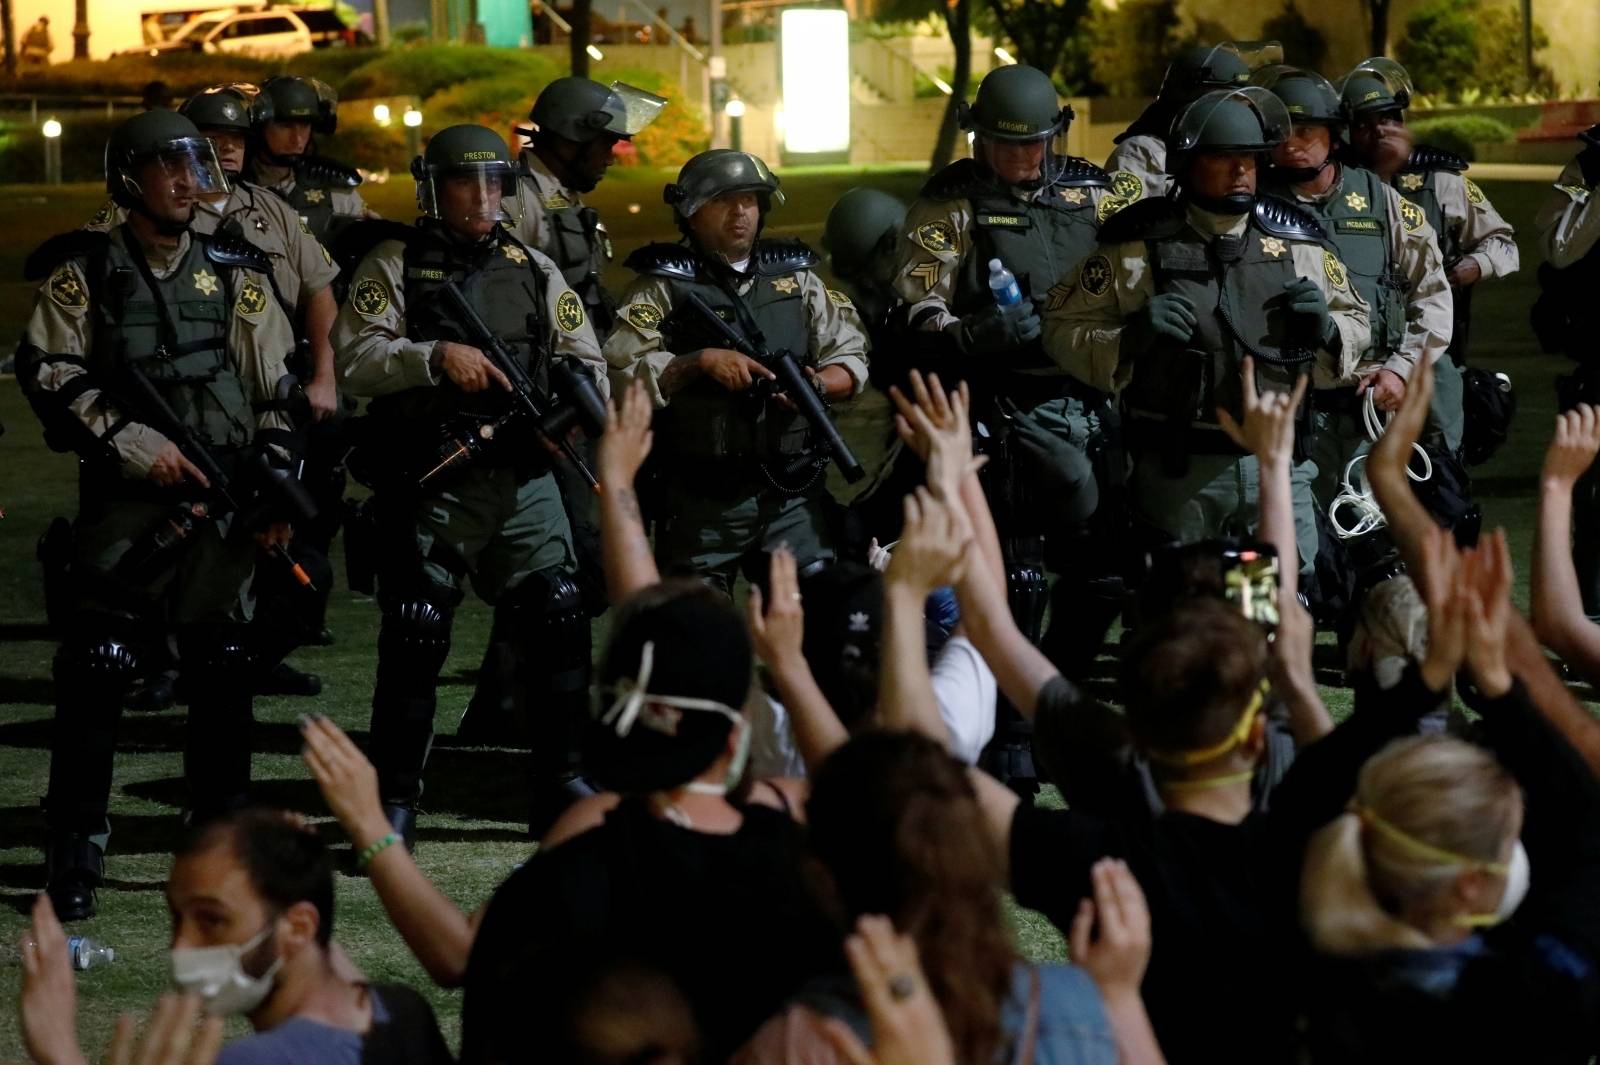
[{"x1": 1407, "y1": 114, "x2": 1516, "y2": 161}]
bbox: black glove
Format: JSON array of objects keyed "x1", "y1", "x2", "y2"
[
  {"x1": 1124, "y1": 293, "x2": 1196, "y2": 352},
  {"x1": 1283, "y1": 275, "x2": 1336, "y2": 349},
  {"x1": 1577, "y1": 123, "x2": 1600, "y2": 187},
  {"x1": 959, "y1": 299, "x2": 1041, "y2": 354}
]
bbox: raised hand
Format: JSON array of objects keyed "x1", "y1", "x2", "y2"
[
  {"x1": 1460, "y1": 528, "x2": 1514, "y2": 697},
  {"x1": 1541, "y1": 404, "x2": 1600, "y2": 490},
  {"x1": 299, "y1": 714, "x2": 390, "y2": 851},
  {"x1": 19, "y1": 893, "x2": 85, "y2": 1065},
  {"x1": 597, "y1": 381, "x2": 655, "y2": 488},
  {"x1": 103, "y1": 993, "x2": 224, "y2": 1065},
  {"x1": 819, "y1": 915, "x2": 957, "y2": 1065},
  {"x1": 1069, "y1": 859, "x2": 1153, "y2": 1004},
  {"x1": 887, "y1": 488, "x2": 972, "y2": 597},
  {"x1": 1217, "y1": 355, "x2": 1308, "y2": 468},
  {"x1": 746, "y1": 545, "x2": 807, "y2": 673}
]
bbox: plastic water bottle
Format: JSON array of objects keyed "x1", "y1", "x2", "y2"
[
  {"x1": 987, "y1": 258, "x2": 1023, "y2": 308},
  {"x1": 67, "y1": 936, "x2": 114, "y2": 971}
]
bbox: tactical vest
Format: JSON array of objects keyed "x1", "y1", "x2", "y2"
[
  {"x1": 91, "y1": 230, "x2": 255, "y2": 455},
  {"x1": 262, "y1": 155, "x2": 361, "y2": 243},
  {"x1": 1394, "y1": 145, "x2": 1466, "y2": 259},
  {"x1": 627, "y1": 239, "x2": 816, "y2": 467},
  {"x1": 519, "y1": 162, "x2": 614, "y2": 337},
  {"x1": 369, "y1": 222, "x2": 550, "y2": 434},
  {"x1": 1111, "y1": 197, "x2": 1319, "y2": 454},
  {"x1": 1309, "y1": 166, "x2": 1408, "y2": 362}
]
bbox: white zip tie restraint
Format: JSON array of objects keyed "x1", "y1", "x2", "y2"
[{"x1": 1328, "y1": 389, "x2": 1432, "y2": 541}]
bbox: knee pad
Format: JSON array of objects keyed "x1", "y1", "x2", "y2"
[
  {"x1": 56, "y1": 634, "x2": 141, "y2": 690},
  {"x1": 178, "y1": 626, "x2": 253, "y2": 680},
  {"x1": 502, "y1": 569, "x2": 589, "y2": 698},
  {"x1": 379, "y1": 599, "x2": 453, "y2": 675}
]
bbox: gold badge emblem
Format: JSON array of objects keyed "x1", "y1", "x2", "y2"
[
  {"x1": 1323, "y1": 249, "x2": 1347, "y2": 289},
  {"x1": 544, "y1": 191, "x2": 572, "y2": 210},
  {"x1": 1400, "y1": 200, "x2": 1425, "y2": 233},
  {"x1": 89, "y1": 200, "x2": 116, "y2": 227},
  {"x1": 1344, "y1": 191, "x2": 1368, "y2": 212},
  {"x1": 1061, "y1": 188, "x2": 1086, "y2": 206},
  {"x1": 299, "y1": 218, "x2": 312, "y2": 235},
  {"x1": 502, "y1": 243, "x2": 528, "y2": 265},
  {"x1": 910, "y1": 261, "x2": 942, "y2": 292},
  {"x1": 912, "y1": 220, "x2": 957, "y2": 255},
  {"x1": 1111, "y1": 170, "x2": 1144, "y2": 200},
  {"x1": 1465, "y1": 178, "x2": 1486, "y2": 205},
  {"x1": 235, "y1": 278, "x2": 268, "y2": 317},
  {"x1": 826, "y1": 289, "x2": 853, "y2": 307},
  {"x1": 1045, "y1": 280, "x2": 1075, "y2": 312},
  {"x1": 555, "y1": 289, "x2": 586, "y2": 333},
  {"x1": 1399, "y1": 173, "x2": 1425, "y2": 191},
  {"x1": 352, "y1": 277, "x2": 390, "y2": 318},
  {"x1": 625, "y1": 302, "x2": 663, "y2": 332},
  {"x1": 192, "y1": 269, "x2": 219, "y2": 296},
  {"x1": 1097, "y1": 193, "x2": 1131, "y2": 223},
  {"x1": 772, "y1": 276, "x2": 799, "y2": 295},
  {"x1": 1260, "y1": 237, "x2": 1286, "y2": 258},
  {"x1": 1079, "y1": 255, "x2": 1113, "y2": 298},
  {"x1": 47, "y1": 266, "x2": 87, "y2": 309},
  {"x1": 302, "y1": 188, "x2": 325, "y2": 204}
]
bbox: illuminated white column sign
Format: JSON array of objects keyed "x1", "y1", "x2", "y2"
[{"x1": 780, "y1": 8, "x2": 850, "y2": 158}]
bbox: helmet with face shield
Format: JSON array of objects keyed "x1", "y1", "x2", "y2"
[
  {"x1": 1166, "y1": 86, "x2": 1292, "y2": 211},
  {"x1": 411, "y1": 124, "x2": 517, "y2": 232},
  {"x1": 1252, "y1": 66, "x2": 1345, "y2": 180},
  {"x1": 525, "y1": 77, "x2": 668, "y2": 145},
  {"x1": 105, "y1": 109, "x2": 229, "y2": 213},
  {"x1": 1339, "y1": 57, "x2": 1414, "y2": 123},
  {"x1": 959, "y1": 64, "x2": 1074, "y2": 188},
  {"x1": 664, "y1": 148, "x2": 784, "y2": 221}
]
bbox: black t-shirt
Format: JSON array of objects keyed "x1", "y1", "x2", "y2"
[
  {"x1": 1009, "y1": 669, "x2": 1438, "y2": 1065},
  {"x1": 458, "y1": 797, "x2": 840, "y2": 1065}
]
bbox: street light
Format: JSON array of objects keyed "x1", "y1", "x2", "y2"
[
  {"x1": 402, "y1": 106, "x2": 422, "y2": 160},
  {"x1": 372, "y1": 103, "x2": 391, "y2": 126},
  {"x1": 724, "y1": 98, "x2": 745, "y2": 151},
  {"x1": 42, "y1": 118, "x2": 62, "y2": 185},
  {"x1": 586, "y1": 44, "x2": 604, "y2": 61}
]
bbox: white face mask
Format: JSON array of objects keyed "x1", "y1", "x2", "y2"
[
  {"x1": 686, "y1": 716, "x2": 753, "y2": 797},
  {"x1": 1456, "y1": 840, "x2": 1532, "y2": 929},
  {"x1": 170, "y1": 921, "x2": 284, "y2": 1016}
]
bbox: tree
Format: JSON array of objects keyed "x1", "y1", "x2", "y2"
[
  {"x1": 974, "y1": 0, "x2": 1092, "y2": 83},
  {"x1": 880, "y1": 0, "x2": 974, "y2": 171},
  {"x1": 1398, "y1": 0, "x2": 1549, "y2": 99},
  {"x1": 1086, "y1": 0, "x2": 1178, "y2": 97},
  {"x1": 1262, "y1": 1, "x2": 1327, "y2": 71},
  {"x1": 570, "y1": 0, "x2": 592, "y2": 76},
  {"x1": 1365, "y1": 0, "x2": 1392, "y2": 56}
]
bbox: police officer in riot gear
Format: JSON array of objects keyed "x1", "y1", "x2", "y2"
[
  {"x1": 1255, "y1": 66, "x2": 1452, "y2": 516},
  {"x1": 1045, "y1": 87, "x2": 1371, "y2": 575},
  {"x1": 823, "y1": 187, "x2": 908, "y2": 333},
  {"x1": 605, "y1": 149, "x2": 869, "y2": 589},
  {"x1": 249, "y1": 75, "x2": 375, "y2": 242},
  {"x1": 17, "y1": 110, "x2": 303, "y2": 918},
  {"x1": 332, "y1": 125, "x2": 609, "y2": 846}
]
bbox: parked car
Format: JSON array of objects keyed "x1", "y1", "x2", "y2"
[{"x1": 127, "y1": 6, "x2": 362, "y2": 59}]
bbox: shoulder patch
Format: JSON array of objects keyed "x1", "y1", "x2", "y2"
[
  {"x1": 236, "y1": 277, "x2": 268, "y2": 318},
  {"x1": 1464, "y1": 178, "x2": 1486, "y2": 206},
  {"x1": 625, "y1": 302, "x2": 663, "y2": 332},
  {"x1": 1078, "y1": 254, "x2": 1113, "y2": 298},
  {"x1": 47, "y1": 265, "x2": 88, "y2": 310},
  {"x1": 1044, "y1": 278, "x2": 1076, "y2": 312},
  {"x1": 88, "y1": 200, "x2": 117, "y2": 228},
  {"x1": 912, "y1": 219, "x2": 959, "y2": 255},
  {"x1": 555, "y1": 289, "x2": 586, "y2": 333},
  {"x1": 1399, "y1": 199, "x2": 1426, "y2": 233},
  {"x1": 1096, "y1": 193, "x2": 1133, "y2": 223},
  {"x1": 351, "y1": 277, "x2": 390, "y2": 318},
  {"x1": 826, "y1": 288, "x2": 853, "y2": 307},
  {"x1": 1323, "y1": 250, "x2": 1348, "y2": 290},
  {"x1": 1110, "y1": 170, "x2": 1145, "y2": 200}
]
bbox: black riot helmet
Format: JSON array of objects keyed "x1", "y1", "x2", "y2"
[
  {"x1": 180, "y1": 84, "x2": 258, "y2": 135},
  {"x1": 664, "y1": 148, "x2": 784, "y2": 220},
  {"x1": 1252, "y1": 66, "x2": 1345, "y2": 182},
  {"x1": 959, "y1": 64, "x2": 1074, "y2": 187},
  {"x1": 411, "y1": 123, "x2": 517, "y2": 233},
  {"x1": 105, "y1": 109, "x2": 229, "y2": 219},
  {"x1": 1167, "y1": 86, "x2": 1291, "y2": 212},
  {"x1": 525, "y1": 77, "x2": 667, "y2": 145},
  {"x1": 822, "y1": 187, "x2": 907, "y2": 280}
]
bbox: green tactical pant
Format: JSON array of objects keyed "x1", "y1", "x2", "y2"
[
  {"x1": 406, "y1": 466, "x2": 576, "y2": 603},
  {"x1": 1428, "y1": 355, "x2": 1465, "y2": 456},
  {"x1": 1010, "y1": 395, "x2": 1102, "y2": 530},
  {"x1": 1309, "y1": 406, "x2": 1371, "y2": 517},
  {"x1": 74, "y1": 499, "x2": 256, "y2": 623},
  {"x1": 655, "y1": 478, "x2": 835, "y2": 593},
  {"x1": 1130, "y1": 450, "x2": 1319, "y2": 576}
]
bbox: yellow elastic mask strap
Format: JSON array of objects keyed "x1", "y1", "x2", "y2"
[
  {"x1": 1157, "y1": 768, "x2": 1257, "y2": 794},
  {"x1": 1352, "y1": 804, "x2": 1510, "y2": 875},
  {"x1": 1145, "y1": 679, "x2": 1269, "y2": 769}
]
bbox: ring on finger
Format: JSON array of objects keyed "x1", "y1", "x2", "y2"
[{"x1": 888, "y1": 973, "x2": 917, "y2": 1001}]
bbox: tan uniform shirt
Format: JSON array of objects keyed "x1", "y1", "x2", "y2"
[
  {"x1": 86, "y1": 182, "x2": 339, "y2": 312},
  {"x1": 252, "y1": 161, "x2": 375, "y2": 228},
  {"x1": 1421, "y1": 170, "x2": 1519, "y2": 279},
  {"x1": 1104, "y1": 135, "x2": 1174, "y2": 201},
  {"x1": 1535, "y1": 157, "x2": 1600, "y2": 268},
  {"x1": 20, "y1": 229, "x2": 297, "y2": 477},
  {"x1": 331, "y1": 233, "x2": 608, "y2": 401},
  {"x1": 605, "y1": 267, "x2": 870, "y2": 409},
  {"x1": 1291, "y1": 171, "x2": 1453, "y2": 381},
  {"x1": 505, "y1": 150, "x2": 612, "y2": 265},
  {"x1": 1041, "y1": 204, "x2": 1371, "y2": 394},
  {"x1": 892, "y1": 182, "x2": 1121, "y2": 333}
]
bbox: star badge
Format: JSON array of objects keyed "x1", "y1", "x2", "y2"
[
  {"x1": 1344, "y1": 191, "x2": 1368, "y2": 212},
  {"x1": 772, "y1": 276, "x2": 799, "y2": 295},
  {"x1": 192, "y1": 269, "x2": 219, "y2": 295},
  {"x1": 1061, "y1": 188, "x2": 1086, "y2": 205},
  {"x1": 302, "y1": 188, "x2": 326, "y2": 204},
  {"x1": 1400, "y1": 173, "x2": 1425, "y2": 191},
  {"x1": 253, "y1": 217, "x2": 269, "y2": 233},
  {"x1": 1260, "y1": 237, "x2": 1286, "y2": 258},
  {"x1": 502, "y1": 243, "x2": 528, "y2": 265}
]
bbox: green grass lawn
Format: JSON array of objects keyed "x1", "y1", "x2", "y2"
[{"x1": 0, "y1": 169, "x2": 1577, "y2": 1058}]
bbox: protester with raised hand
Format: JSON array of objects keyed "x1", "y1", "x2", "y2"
[
  {"x1": 597, "y1": 380, "x2": 663, "y2": 603},
  {"x1": 818, "y1": 917, "x2": 958, "y2": 1065},
  {"x1": 1069, "y1": 860, "x2": 1168, "y2": 1065},
  {"x1": 1298, "y1": 528, "x2": 1600, "y2": 1064},
  {"x1": 1532, "y1": 404, "x2": 1600, "y2": 682}
]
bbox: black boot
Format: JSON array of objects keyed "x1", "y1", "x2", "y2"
[
  {"x1": 256, "y1": 660, "x2": 323, "y2": 697},
  {"x1": 382, "y1": 802, "x2": 418, "y2": 853},
  {"x1": 45, "y1": 834, "x2": 103, "y2": 922}
]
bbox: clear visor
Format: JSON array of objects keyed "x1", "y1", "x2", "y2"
[
  {"x1": 1230, "y1": 40, "x2": 1285, "y2": 72},
  {"x1": 1339, "y1": 57, "x2": 1413, "y2": 105},
  {"x1": 1170, "y1": 86, "x2": 1293, "y2": 152},
  {"x1": 605, "y1": 81, "x2": 669, "y2": 136},
  {"x1": 307, "y1": 76, "x2": 340, "y2": 112},
  {"x1": 425, "y1": 165, "x2": 515, "y2": 227},
  {"x1": 1250, "y1": 65, "x2": 1341, "y2": 121},
  {"x1": 136, "y1": 139, "x2": 229, "y2": 199},
  {"x1": 967, "y1": 129, "x2": 1071, "y2": 187}
]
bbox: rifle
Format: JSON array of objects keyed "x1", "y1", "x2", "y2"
[
  {"x1": 121, "y1": 365, "x2": 317, "y2": 590},
  {"x1": 427, "y1": 280, "x2": 607, "y2": 491},
  {"x1": 679, "y1": 292, "x2": 865, "y2": 484}
]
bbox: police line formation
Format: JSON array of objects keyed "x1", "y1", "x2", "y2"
[{"x1": 14, "y1": 43, "x2": 1587, "y2": 925}]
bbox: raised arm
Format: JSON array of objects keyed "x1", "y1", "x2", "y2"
[
  {"x1": 1531, "y1": 405, "x2": 1600, "y2": 681},
  {"x1": 596, "y1": 381, "x2": 662, "y2": 605},
  {"x1": 746, "y1": 546, "x2": 848, "y2": 772}
]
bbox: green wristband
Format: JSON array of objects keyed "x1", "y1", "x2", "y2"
[{"x1": 357, "y1": 832, "x2": 400, "y2": 869}]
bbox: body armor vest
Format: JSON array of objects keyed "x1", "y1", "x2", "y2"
[
  {"x1": 1310, "y1": 166, "x2": 1407, "y2": 362},
  {"x1": 1394, "y1": 146, "x2": 1466, "y2": 259},
  {"x1": 262, "y1": 156, "x2": 360, "y2": 243},
  {"x1": 631, "y1": 240, "x2": 815, "y2": 465},
  {"x1": 1119, "y1": 204, "x2": 1313, "y2": 453},
  {"x1": 367, "y1": 223, "x2": 550, "y2": 447},
  {"x1": 530, "y1": 184, "x2": 614, "y2": 336},
  {"x1": 92, "y1": 230, "x2": 253, "y2": 456}
]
